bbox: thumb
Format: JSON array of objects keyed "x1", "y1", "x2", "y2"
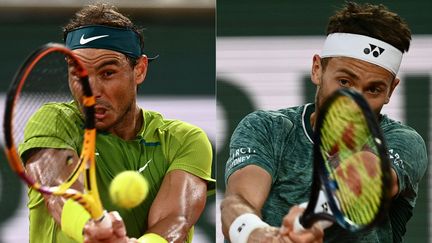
[{"x1": 110, "y1": 211, "x2": 127, "y2": 237}]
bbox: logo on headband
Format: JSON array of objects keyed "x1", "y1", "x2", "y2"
[
  {"x1": 363, "y1": 44, "x2": 385, "y2": 58},
  {"x1": 79, "y1": 34, "x2": 109, "y2": 45}
]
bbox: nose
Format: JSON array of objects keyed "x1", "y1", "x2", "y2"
[
  {"x1": 349, "y1": 86, "x2": 361, "y2": 93},
  {"x1": 88, "y1": 76, "x2": 102, "y2": 98},
  {"x1": 347, "y1": 87, "x2": 364, "y2": 96}
]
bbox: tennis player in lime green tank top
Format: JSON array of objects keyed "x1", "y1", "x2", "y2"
[{"x1": 19, "y1": 3, "x2": 214, "y2": 243}]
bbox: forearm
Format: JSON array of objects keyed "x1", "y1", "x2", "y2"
[
  {"x1": 147, "y1": 171, "x2": 207, "y2": 243},
  {"x1": 220, "y1": 194, "x2": 262, "y2": 238},
  {"x1": 222, "y1": 165, "x2": 273, "y2": 240},
  {"x1": 25, "y1": 148, "x2": 83, "y2": 226},
  {"x1": 43, "y1": 195, "x2": 66, "y2": 225},
  {"x1": 146, "y1": 215, "x2": 191, "y2": 243},
  {"x1": 221, "y1": 194, "x2": 293, "y2": 243}
]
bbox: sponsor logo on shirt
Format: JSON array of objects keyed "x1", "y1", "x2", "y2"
[
  {"x1": 138, "y1": 159, "x2": 153, "y2": 173},
  {"x1": 388, "y1": 149, "x2": 404, "y2": 169},
  {"x1": 227, "y1": 147, "x2": 257, "y2": 170}
]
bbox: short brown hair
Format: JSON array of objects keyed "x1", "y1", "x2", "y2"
[
  {"x1": 63, "y1": 3, "x2": 144, "y2": 65},
  {"x1": 326, "y1": 2, "x2": 411, "y2": 53}
]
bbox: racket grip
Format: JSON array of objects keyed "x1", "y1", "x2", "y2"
[
  {"x1": 293, "y1": 191, "x2": 334, "y2": 233},
  {"x1": 293, "y1": 214, "x2": 332, "y2": 233}
]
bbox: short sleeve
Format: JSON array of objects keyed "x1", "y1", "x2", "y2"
[
  {"x1": 385, "y1": 128, "x2": 428, "y2": 203},
  {"x1": 166, "y1": 124, "x2": 214, "y2": 183},
  {"x1": 224, "y1": 110, "x2": 294, "y2": 184},
  {"x1": 18, "y1": 103, "x2": 83, "y2": 158}
]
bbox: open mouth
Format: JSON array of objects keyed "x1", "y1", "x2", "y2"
[{"x1": 95, "y1": 106, "x2": 107, "y2": 119}]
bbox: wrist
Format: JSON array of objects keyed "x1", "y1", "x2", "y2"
[{"x1": 229, "y1": 213, "x2": 269, "y2": 243}]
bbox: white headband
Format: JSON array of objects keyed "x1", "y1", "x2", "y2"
[{"x1": 321, "y1": 33, "x2": 403, "y2": 75}]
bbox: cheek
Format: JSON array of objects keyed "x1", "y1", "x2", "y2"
[
  {"x1": 365, "y1": 98, "x2": 385, "y2": 115},
  {"x1": 320, "y1": 73, "x2": 338, "y2": 90},
  {"x1": 69, "y1": 80, "x2": 83, "y2": 99},
  {"x1": 110, "y1": 83, "x2": 132, "y2": 100},
  {"x1": 109, "y1": 76, "x2": 136, "y2": 100},
  {"x1": 318, "y1": 77, "x2": 340, "y2": 99}
]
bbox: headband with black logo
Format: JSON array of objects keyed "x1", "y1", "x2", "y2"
[{"x1": 321, "y1": 33, "x2": 403, "y2": 75}]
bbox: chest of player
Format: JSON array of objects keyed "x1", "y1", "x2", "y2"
[
  {"x1": 90, "y1": 134, "x2": 168, "y2": 236},
  {"x1": 93, "y1": 133, "x2": 169, "y2": 189},
  {"x1": 272, "y1": 132, "x2": 315, "y2": 205}
]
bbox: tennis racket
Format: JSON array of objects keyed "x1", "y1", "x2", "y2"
[
  {"x1": 3, "y1": 43, "x2": 110, "y2": 227},
  {"x1": 294, "y1": 88, "x2": 392, "y2": 232}
]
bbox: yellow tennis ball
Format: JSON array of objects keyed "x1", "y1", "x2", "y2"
[
  {"x1": 138, "y1": 233, "x2": 168, "y2": 243},
  {"x1": 109, "y1": 171, "x2": 149, "y2": 209}
]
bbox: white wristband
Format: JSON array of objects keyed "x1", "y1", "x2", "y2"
[{"x1": 229, "y1": 213, "x2": 269, "y2": 243}]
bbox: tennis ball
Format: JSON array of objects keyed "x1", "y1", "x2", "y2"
[
  {"x1": 109, "y1": 171, "x2": 149, "y2": 209},
  {"x1": 138, "y1": 233, "x2": 168, "y2": 243}
]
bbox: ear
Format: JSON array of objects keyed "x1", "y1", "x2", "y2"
[
  {"x1": 134, "y1": 55, "x2": 148, "y2": 85},
  {"x1": 385, "y1": 78, "x2": 400, "y2": 104},
  {"x1": 311, "y1": 54, "x2": 323, "y2": 86}
]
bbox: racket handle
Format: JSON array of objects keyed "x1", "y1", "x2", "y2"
[
  {"x1": 293, "y1": 214, "x2": 333, "y2": 233},
  {"x1": 293, "y1": 190, "x2": 333, "y2": 233}
]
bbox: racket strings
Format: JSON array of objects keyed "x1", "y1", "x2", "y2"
[
  {"x1": 16, "y1": 53, "x2": 72, "y2": 132},
  {"x1": 13, "y1": 53, "x2": 73, "y2": 147},
  {"x1": 5, "y1": 45, "x2": 106, "y2": 220},
  {"x1": 320, "y1": 96, "x2": 383, "y2": 226},
  {"x1": 13, "y1": 51, "x2": 82, "y2": 189}
]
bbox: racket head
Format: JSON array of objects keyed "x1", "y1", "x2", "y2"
[
  {"x1": 3, "y1": 43, "x2": 103, "y2": 219},
  {"x1": 313, "y1": 88, "x2": 392, "y2": 232}
]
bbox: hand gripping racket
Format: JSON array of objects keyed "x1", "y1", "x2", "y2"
[
  {"x1": 294, "y1": 88, "x2": 392, "y2": 232},
  {"x1": 3, "y1": 43, "x2": 111, "y2": 227}
]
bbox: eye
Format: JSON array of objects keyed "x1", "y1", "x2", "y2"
[
  {"x1": 367, "y1": 86, "x2": 382, "y2": 95},
  {"x1": 102, "y1": 70, "x2": 116, "y2": 78},
  {"x1": 338, "y1": 79, "x2": 351, "y2": 87}
]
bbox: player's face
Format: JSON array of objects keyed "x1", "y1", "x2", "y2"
[
  {"x1": 311, "y1": 55, "x2": 399, "y2": 117},
  {"x1": 68, "y1": 48, "x2": 147, "y2": 133}
]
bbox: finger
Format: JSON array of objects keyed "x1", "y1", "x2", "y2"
[
  {"x1": 288, "y1": 224, "x2": 324, "y2": 243},
  {"x1": 281, "y1": 206, "x2": 306, "y2": 231},
  {"x1": 83, "y1": 235, "x2": 105, "y2": 243},
  {"x1": 276, "y1": 234, "x2": 293, "y2": 243},
  {"x1": 110, "y1": 211, "x2": 127, "y2": 237},
  {"x1": 85, "y1": 236, "x2": 130, "y2": 243},
  {"x1": 248, "y1": 226, "x2": 281, "y2": 242},
  {"x1": 83, "y1": 220, "x2": 114, "y2": 240}
]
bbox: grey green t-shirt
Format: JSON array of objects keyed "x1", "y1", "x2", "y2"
[{"x1": 225, "y1": 103, "x2": 428, "y2": 243}]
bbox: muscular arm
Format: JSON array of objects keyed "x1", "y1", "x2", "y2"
[
  {"x1": 222, "y1": 165, "x2": 326, "y2": 243},
  {"x1": 26, "y1": 148, "x2": 131, "y2": 243},
  {"x1": 24, "y1": 148, "x2": 83, "y2": 225},
  {"x1": 147, "y1": 170, "x2": 207, "y2": 243},
  {"x1": 220, "y1": 165, "x2": 276, "y2": 239}
]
